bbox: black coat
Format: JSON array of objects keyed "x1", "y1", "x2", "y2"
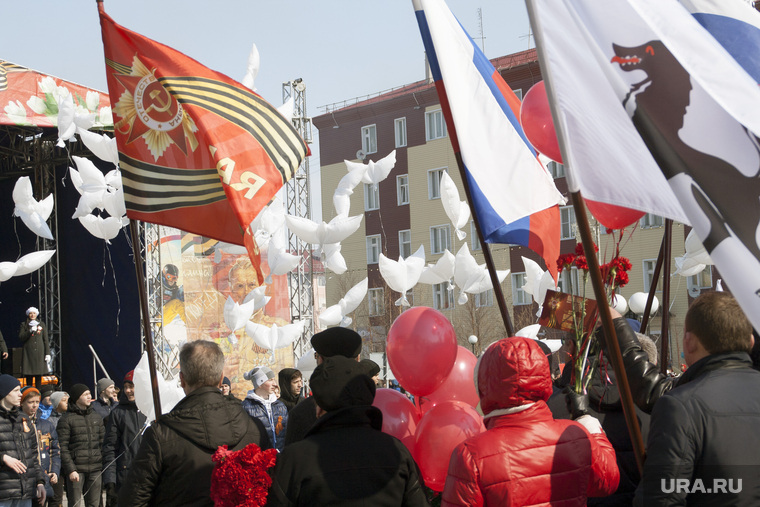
[
  {"x1": 269, "y1": 405, "x2": 429, "y2": 506},
  {"x1": 549, "y1": 359, "x2": 650, "y2": 506},
  {"x1": 284, "y1": 396, "x2": 317, "y2": 446},
  {"x1": 636, "y1": 352, "x2": 760, "y2": 506},
  {"x1": 0, "y1": 405, "x2": 45, "y2": 501},
  {"x1": 18, "y1": 319, "x2": 50, "y2": 375},
  {"x1": 92, "y1": 397, "x2": 118, "y2": 425},
  {"x1": 117, "y1": 386, "x2": 267, "y2": 507},
  {"x1": 57, "y1": 402, "x2": 105, "y2": 475},
  {"x1": 102, "y1": 396, "x2": 146, "y2": 490},
  {"x1": 278, "y1": 368, "x2": 304, "y2": 412}
]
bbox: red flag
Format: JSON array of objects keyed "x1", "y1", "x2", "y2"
[{"x1": 98, "y1": 4, "x2": 308, "y2": 280}]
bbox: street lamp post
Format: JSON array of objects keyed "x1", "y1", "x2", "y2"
[{"x1": 468, "y1": 335, "x2": 478, "y2": 355}]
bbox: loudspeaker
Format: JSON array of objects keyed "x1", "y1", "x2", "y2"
[{"x1": 11, "y1": 347, "x2": 23, "y2": 376}]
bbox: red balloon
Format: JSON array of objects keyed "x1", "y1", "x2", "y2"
[
  {"x1": 413, "y1": 401, "x2": 485, "y2": 492},
  {"x1": 585, "y1": 200, "x2": 646, "y2": 230},
  {"x1": 386, "y1": 307, "x2": 458, "y2": 397},
  {"x1": 520, "y1": 80, "x2": 563, "y2": 164},
  {"x1": 372, "y1": 388, "x2": 420, "y2": 454},
  {"x1": 419, "y1": 346, "x2": 479, "y2": 413}
]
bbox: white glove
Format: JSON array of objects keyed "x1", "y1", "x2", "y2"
[
  {"x1": 45, "y1": 355, "x2": 51, "y2": 362},
  {"x1": 576, "y1": 414, "x2": 603, "y2": 435}
]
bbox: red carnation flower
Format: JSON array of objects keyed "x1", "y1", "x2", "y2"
[
  {"x1": 210, "y1": 444, "x2": 278, "y2": 507},
  {"x1": 574, "y1": 255, "x2": 589, "y2": 270}
]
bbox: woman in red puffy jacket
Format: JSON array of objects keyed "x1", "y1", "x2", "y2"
[{"x1": 442, "y1": 337, "x2": 620, "y2": 506}]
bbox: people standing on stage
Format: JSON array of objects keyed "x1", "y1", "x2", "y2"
[
  {"x1": 18, "y1": 307, "x2": 50, "y2": 388},
  {"x1": 20, "y1": 386, "x2": 60, "y2": 506},
  {"x1": 92, "y1": 378, "x2": 118, "y2": 425}
]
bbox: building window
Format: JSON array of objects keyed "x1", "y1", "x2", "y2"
[
  {"x1": 513, "y1": 88, "x2": 523, "y2": 100},
  {"x1": 471, "y1": 221, "x2": 481, "y2": 251},
  {"x1": 640, "y1": 213, "x2": 664, "y2": 229},
  {"x1": 394, "y1": 117, "x2": 407, "y2": 148},
  {"x1": 511, "y1": 273, "x2": 531, "y2": 305},
  {"x1": 397, "y1": 175, "x2": 409, "y2": 205},
  {"x1": 361, "y1": 124, "x2": 377, "y2": 154},
  {"x1": 398, "y1": 230, "x2": 412, "y2": 259},
  {"x1": 475, "y1": 289, "x2": 494, "y2": 307},
  {"x1": 364, "y1": 183, "x2": 379, "y2": 211},
  {"x1": 430, "y1": 225, "x2": 451, "y2": 255},
  {"x1": 643, "y1": 259, "x2": 657, "y2": 292},
  {"x1": 432, "y1": 282, "x2": 454, "y2": 310},
  {"x1": 428, "y1": 168, "x2": 447, "y2": 199},
  {"x1": 560, "y1": 205, "x2": 576, "y2": 240},
  {"x1": 366, "y1": 235, "x2": 381, "y2": 264},
  {"x1": 425, "y1": 109, "x2": 447, "y2": 141},
  {"x1": 548, "y1": 161, "x2": 565, "y2": 179},
  {"x1": 558, "y1": 267, "x2": 583, "y2": 296},
  {"x1": 687, "y1": 265, "x2": 713, "y2": 294},
  {"x1": 368, "y1": 288, "x2": 384, "y2": 316}
]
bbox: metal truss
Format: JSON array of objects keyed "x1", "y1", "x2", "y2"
[{"x1": 282, "y1": 79, "x2": 314, "y2": 360}]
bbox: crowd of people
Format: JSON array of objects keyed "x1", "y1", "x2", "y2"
[{"x1": 0, "y1": 291, "x2": 758, "y2": 506}]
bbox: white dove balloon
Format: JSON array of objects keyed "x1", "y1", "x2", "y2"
[
  {"x1": 264, "y1": 235, "x2": 300, "y2": 284},
  {"x1": 70, "y1": 156, "x2": 109, "y2": 218},
  {"x1": 277, "y1": 97, "x2": 295, "y2": 123},
  {"x1": 245, "y1": 320, "x2": 306, "y2": 362},
  {"x1": 319, "y1": 278, "x2": 368, "y2": 327},
  {"x1": 56, "y1": 92, "x2": 95, "y2": 147},
  {"x1": 78, "y1": 215, "x2": 127, "y2": 244},
  {"x1": 333, "y1": 164, "x2": 368, "y2": 217},
  {"x1": 418, "y1": 249, "x2": 456, "y2": 286},
  {"x1": 296, "y1": 347, "x2": 318, "y2": 378},
  {"x1": 133, "y1": 352, "x2": 185, "y2": 423},
  {"x1": 224, "y1": 287, "x2": 270, "y2": 344},
  {"x1": 379, "y1": 245, "x2": 426, "y2": 306},
  {"x1": 77, "y1": 129, "x2": 119, "y2": 167},
  {"x1": 674, "y1": 229, "x2": 713, "y2": 277},
  {"x1": 521, "y1": 256, "x2": 557, "y2": 316},
  {"x1": 285, "y1": 214, "x2": 362, "y2": 274},
  {"x1": 439, "y1": 171, "x2": 470, "y2": 241},
  {"x1": 0, "y1": 250, "x2": 56, "y2": 282},
  {"x1": 345, "y1": 150, "x2": 396, "y2": 188},
  {"x1": 251, "y1": 196, "x2": 286, "y2": 251},
  {"x1": 241, "y1": 43, "x2": 260, "y2": 92},
  {"x1": 12, "y1": 177, "x2": 54, "y2": 240},
  {"x1": 454, "y1": 244, "x2": 509, "y2": 304}
]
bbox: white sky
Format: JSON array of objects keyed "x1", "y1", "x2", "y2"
[{"x1": 2, "y1": 0, "x2": 534, "y2": 221}]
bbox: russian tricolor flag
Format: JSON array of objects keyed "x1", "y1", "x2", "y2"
[{"x1": 413, "y1": 0, "x2": 565, "y2": 280}]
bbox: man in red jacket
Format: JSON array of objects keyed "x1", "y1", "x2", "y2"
[{"x1": 442, "y1": 337, "x2": 620, "y2": 506}]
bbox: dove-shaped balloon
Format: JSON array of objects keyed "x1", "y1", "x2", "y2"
[
  {"x1": 0, "y1": 250, "x2": 56, "y2": 282},
  {"x1": 418, "y1": 249, "x2": 456, "y2": 287},
  {"x1": 241, "y1": 43, "x2": 260, "y2": 92},
  {"x1": 379, "y1": 245, "x2": 426, "y2": 306},
  {"x1": 69, "y1": 156, "x2": 110, "y2": 218},
  {"x1": 333, "y1": 163, "x2": 368, "y2": 216},
  {"x1": 521, "y1": 256, "x2": 557, "y2": 317},
  {"x1": 264, "y1": 234, "x2": 300, "y2": 284},
  {"x1": 296, "y1": 347, "x2": 318, "y2": 378},
  {"x1": 251, "y1": 196, "x2": 286, "y2": 251},
  {"x1": 319, "y1": 277, "x2": 368, "y2": 327},
  {"x1": 439, "y1": 171, "x2": 470, "y2": 241},
  {"x1": 285, "y1": 214, "x2": 362, "y2": 274},
  {"x1": 223, "y1": 287, "x2": 270, "y2": 344},
  {"x1": 78, "y1": 215, "x2": 128, "y2": 244},
  {"x1": 345, "y1": 150, "x2": 396, "y2": 188},
  {"x1": 246, "y1": 320, "x2": 306, "y2": 362},
  {"x1": 77, "y1": 129, "x2": 119, "y2": 167},
  {"x1": 454, "y1": 244, "x2": 509, "y2": 304},
  {"x1": 674, "y1": 229, "x2": 713, "y2": 277},
  {"x1": 277, "y1": 97, "x2": 295, "y2": 123},
  {"x1": 13, "y1": 177, "x2": 54, "y2": 240},
  {"x1": 56, "y1": 92, "x2": 95, "y2": 147}
]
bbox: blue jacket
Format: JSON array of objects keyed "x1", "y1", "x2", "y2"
[{"x1": 242, "y1": 392, "x2": 288, "y2": 452}]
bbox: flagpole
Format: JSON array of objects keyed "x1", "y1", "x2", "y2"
[
  {"x1": 571, "y1": 192, "x2": 646, "y2": 472},
  {"x1": 639, "y1": 234, "x2": 665, "y2": 333},
  {"x1": 129, "y1": 220, "x2": 163, "y2": 420},
  {"x1": 454, "y1": 153, "x2": 514, "y2": 337},
  {"x1": 526, "y1": 0, "x2": 644, "y2": 472},
  {"x1": 659, "y1": 219, "x2": 673, "y2": 373}
]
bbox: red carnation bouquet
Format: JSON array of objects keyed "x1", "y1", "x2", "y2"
[
  {"x1": 556, "y1": 241, "x2": 632, "y2": 394},
  {"x1": 210, "y1": 443, "x2": 278, "y2": 507}
]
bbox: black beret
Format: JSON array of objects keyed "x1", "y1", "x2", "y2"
[
  {"x1": 310, "y1": 356, "x2": 375, "y2": 411},
  {"x1": 311, "y1": 327, "x2": 362, "y2": 358}
]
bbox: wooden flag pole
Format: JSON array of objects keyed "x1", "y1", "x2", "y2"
[
  {"x1": 639, "y1": 234, "x2": 665, "y2": 333},
  {"x1": 571, "y1": 192, "x2": 646, "y2": 473},
  {"x1": 129, "y1": 220, "x2": 163, "y2": 420},
  {"x1": 453, "y1": 153, "x2": 514, "y2": 337},
  {"x1": 659, "y1": 219, "x2": 673, "y2": 374}
]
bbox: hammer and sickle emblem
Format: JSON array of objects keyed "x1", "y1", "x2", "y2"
[{"x1": 145, "y1": 89, "x2": 173, "y2": 114}]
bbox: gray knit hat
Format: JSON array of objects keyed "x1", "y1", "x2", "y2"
[
  {"x1": 50, "y1": 391, "x2": 68, "y2": 410},
  {"x1": 97, "y1": 378, "x2": 114, "y2": 395}
]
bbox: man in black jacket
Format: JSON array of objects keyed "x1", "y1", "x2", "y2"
[
  {"x1": 57, "y1": 383, "x2": 105, "y2": 507},
  {"x1": 269, "y1": 356, "x2": 429, "y2": 506},
  {"x1": 623, "y1": 292, "x2": 760, "y2": 505},
  {"x1": 118, "y1": 340, "x2": 267, "y2": 506},
  {"x1": 0, "y1": 375, "x2": 46, "y2": 505},
  {"x1": 284, "y1": 327, "x2": 362, "y2": 445},
  {"x1": 102, "y1": 370, "x2": 146, "y2": 506}
]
